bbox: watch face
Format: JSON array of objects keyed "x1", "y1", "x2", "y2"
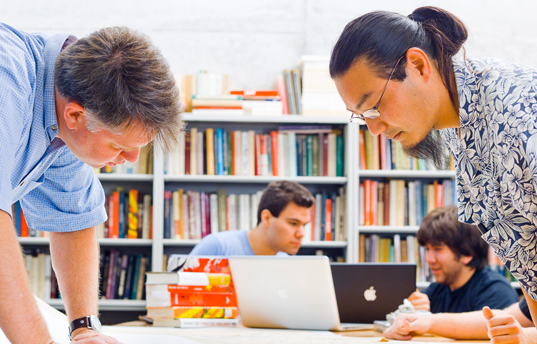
[{"x1": 89, "y1": 315, "x2": 102, "y2": 333}]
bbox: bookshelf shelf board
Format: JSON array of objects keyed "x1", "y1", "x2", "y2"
[
  {"x1": 163, "y1": 239, "x2": 201, "y2": 246},
  {"x1": 358, "y1": 170, "x2": 456, "y2": 179},
  {"x1": 98, "y1": 239, "x2": 153, "y2": 246},
  {"x1": 164, "y1": 175, "x2": 348, "y2": 184},
  {"x1": 358, "y1": 226, "x2": 420, "y2": 234},
  {"x1": 301, "y1": 241, "x2": 347, "y2": 248},
  {"x1": 18, "y1": 237, "x2": 49, "y2": 245},
  {"x1": 48, "y1": 299, "x2": 147, "y2": 311},
  {"x1": 97, "y1": 174, "x2": 153, "y2": 182},
  {"x1": 182, "y1": 113, "x2": 349, "y2": 124}
]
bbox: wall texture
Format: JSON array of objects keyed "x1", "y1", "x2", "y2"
[{"x1": 2, "y1": 0, "x2": 536, "y2": 89}]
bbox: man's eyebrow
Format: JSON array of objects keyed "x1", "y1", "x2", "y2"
[{"x1": 346, "y1": 92, "x2": 372, "y2": 112}]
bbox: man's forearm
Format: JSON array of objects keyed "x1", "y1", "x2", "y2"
[
  {"x1": 49, "y1": 227, "x2": 99, "y2": 323},
  {"x1": 428, "y1": 311, "x2": 500, "y2": 339},
  {"x1": 0, "y1": 211, "x2": 53, "y2": 344}
]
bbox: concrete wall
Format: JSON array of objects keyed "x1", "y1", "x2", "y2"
[{"x1": 2, "y1": 0, "x2": 536, "y2": 89}]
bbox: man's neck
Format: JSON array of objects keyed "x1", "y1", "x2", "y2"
[
  {"x1": 449, "y1": 267, "x2": 476, "y2": 291},
  {"x1": 247, "y1": 225, "x2": 277, "y2": 255}
]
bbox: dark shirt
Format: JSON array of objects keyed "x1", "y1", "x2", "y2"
[
  {"x1": 423, "y1": 268, "x2": 518, "y2": 313},
  {"x1": 519, "y1": 297, "x2": 532, "y2": 322}
]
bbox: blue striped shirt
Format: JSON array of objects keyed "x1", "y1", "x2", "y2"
[{"x1": 0, "y1": 23, "x2": 106, "y2": 232}]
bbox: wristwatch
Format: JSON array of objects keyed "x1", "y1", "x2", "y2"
[{"x1": 68, "y1": 315, "x2": 102, "y2": 340}]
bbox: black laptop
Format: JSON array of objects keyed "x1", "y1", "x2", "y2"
[{"x1": 330, "y1": 263, "x2": 416, "y2": 323}]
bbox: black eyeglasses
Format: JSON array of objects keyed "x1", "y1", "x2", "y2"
[{"x1": 349, "y1": 56, "x2": 404, "y2": 124}]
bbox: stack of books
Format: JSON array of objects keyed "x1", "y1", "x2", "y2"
[
  {"x1": 165, "y1": 126, "x2": 345, "y2": 177},
  {"x1": 146, "y1": 257, "x2": 238, "y2": 328},
  {"x1": 231, "y1": 90, "x2": 283, "y2": 116},
  {"x1": 300, "y1": 56, "x2": 348, "y2": 117}
]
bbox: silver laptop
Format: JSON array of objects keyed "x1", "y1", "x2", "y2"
[{"x1": 228, "y1": 256, "x2": 372, "y2": 331}]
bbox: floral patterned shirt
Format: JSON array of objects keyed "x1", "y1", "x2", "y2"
[{"x1": 441, "y1": 58, "x2": 537, "y2": 300}]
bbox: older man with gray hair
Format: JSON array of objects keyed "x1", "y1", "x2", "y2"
[{"x1": 0, "y1": 23, "x2": 182, "y2": 343}]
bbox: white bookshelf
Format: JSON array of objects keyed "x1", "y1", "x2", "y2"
[
  {"x1": 182, "y1": 113, "x2": 349, "y2": 124},
  {"x1": 18, "y1": 238, "x2": 152, "y2": 247},
  {"x1": 163, "y1": 175, "x2": 347, "y2": 184},
  {"x1": 358, "y1": 170, "x2": 456, "y2": 179},
  {"x1": 48, "y1": 299, "x2": 147, "y2": 311},
  {"x1": 357, "y1": 226, "x2": 420, "y2": 234}
]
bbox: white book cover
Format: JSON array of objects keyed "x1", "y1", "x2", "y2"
[
  {"x1": 190, "y1": 128, "x2": 198, "y2": 175},
  {"x1": 389, "y1": 180, "x2": 397, "y2": 226},
  {"x1": 31, "y1": 256, "x2": 38, "y2": 296},
  {"x1": 241, "y1": 131, "x2": 249, "y2": 176},
  {"x1": 228, "y1": 195, "x2": 236, "y2": 231},
  {"x1": 210, "y1": 194, "x2": 219, "y2": 234},
  {"x1": 44, "y1": 254, "x2": 51, "y2": 301},
  {"x1": 408, "y1": 181, "x2": 416, "y2": 227},
  {"x1": 200, "y1": 193, "x2": 207, "y2": 238},
  {"x1": 277, "y1": 132, "x2": 285, "y2": 177},
  {"x1": 303, "y1": 222, "x2": 312, "y2": 242},
  {"x1": 407, "y1": 235, "x2": 415, "y2": 264},
  {"x1": 394, "y1": 234, "x2": 401, "y2": 263},
  {"x1": 288, "y1": 132, "x2": 297, "y2": 177},
  {"x1": 234, "y1": 131, "x2": 242, "y2": 176},
  {"x1": 240, "y1": 194, "x2": 249, "y2": 230},
  {"x1": 37, "y1": 253, "x2": 45, "y2": 299},
  {"x1": 176, "y1": 131, "x2": 185, "y2": 175},
  {"x1": 182, "y1": 194, "x2": 189, "y2": 239},
  {"x1": 315, "y1": 194, "x2": 322, "y2": 241},
  {"x1": 142, "y1": 194, "x2": 151, "y2": 239},
  {"x1": 194, "y1": 192, "x2": 201, "y2": 239},
  {"x1": 197, "y1": 132, "x2": 204, "y2": 175},
  {"x1": 282, "y1": 133, "x2": 289, "y2": 177},
  {"x1": 248, "y1": 130, "x2": 255, "y2": 176},
  {"x1": 250, "y1": 194, "x2": 258, "y2": 229},
  {"x1": 327, "y1": 132, "x2": 337, "y2": 176}
]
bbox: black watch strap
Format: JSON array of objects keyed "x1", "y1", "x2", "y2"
[{"x1": 68, "y1": 315, "x2": 102, "y2": 340}]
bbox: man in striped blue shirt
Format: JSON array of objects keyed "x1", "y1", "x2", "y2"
[{"x1": 0, "y1": 24, "x2": 182, "y2": 343}]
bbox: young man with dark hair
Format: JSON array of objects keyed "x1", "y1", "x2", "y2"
[
  {"x1": 407, "y1": 206, "x2": 518, "y2": 314},
  {"x1": 0, "y1": 24, "x2": 181, "y2": 343},
  {"x1": 190, "y1": 181, "x2": 314, "y2": 256}
]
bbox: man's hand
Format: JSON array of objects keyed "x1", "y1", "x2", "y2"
[
  {"x1": 383, "y1": 313, "x2": 432, "y2": 340},
  {"x1": 483, "y1": 306, "x2": 529, "y2": 344},
  {"x1": 71, "y1": 329, "x2": 122, "y2": 343},
  {"x1": 408, "y1": 289, "x2": 430, "y2": 311}
]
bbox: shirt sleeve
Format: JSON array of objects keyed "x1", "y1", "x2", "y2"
[
  {"x1": 0, "y1": 35, "x2": 31, "y2": 217},
  {"x1": 519, "y1": 297, "x2": 533, "y2": 322},
  {"x1": 20, "y1": 147, "x2": 107, "y2": 232},
  {"x1": 190, "y1": 234, "x2": 223, "y2": 256}
]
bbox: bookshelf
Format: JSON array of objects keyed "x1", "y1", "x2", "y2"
[{"x1": 17, "y1": 113, "x2": 356, "y2": 312}]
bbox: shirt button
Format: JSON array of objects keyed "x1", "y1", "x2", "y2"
[
  {"x1": 51, "y1": 125, "x2": 57, "y2": 131},
  {"x1": 20, "y1": 181, "x2": 25, "y2": 186}
]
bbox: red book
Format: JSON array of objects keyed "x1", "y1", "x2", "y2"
[
  {"x1": 230, "y1": 90, "x2": 279, "y2": 97},
  {"x1": 146, "y1": 284, "x2": 238, "y2": 308},
  {"x1": 185, "y1": 132, "x2": 191, "y2": 175},
  {"x1": 383, "y1": 182, "x2": 390, "y2": 226},
  {"x1": 255, "y1": 134, "x2": 261, "y2": 176},
  {"x1": 325, "y1": 198, "x2": 332, "y2": 241},
  {"x1": 364, "y1": 180, "x2": 371, "y2": 226},
  {"x1": 270, "y1": 131, "x2": 279, "y2": 176},
  {"x1": 371, "y1": 181, "x2": 378, "y2": 226},
  {"x1": 194, "y1": 106, "x2": 243, "y2": 110},
  {"x1": 310, "y1": 199, "x2": 316, "y2": 241},
  {"x1": 111, "y1": 191, "x2": 120, "y2": 238},
  {"x1": 436, "y1": 182, "x2": 444, "y2": 208},
  {"x1": 20, "y1": 208, "x2": 28, "y2": 238},
  {"x1": 323, "y1": 134, "x2": 329, "y2": 176},
  {"x1": 276, "y1": 75, "x2": 289, "y2": 115},
  {"x1": 359, "y1": 129, "x2": 367, "y2": 170},
  {"x1": 379, "y1": 136, "x2": 387, "y2": 170}
]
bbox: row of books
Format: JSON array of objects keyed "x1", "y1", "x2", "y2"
[
  {"x1": 146, "y1": 256, "x2": 238, "y2": 328},
  {"x1": 24, "y1": 250, "x2": 53, "y2": 300},
  {"x1": 359, "y1": 179, "x2": 456, "y2": 227},
  {"x1": 163, "y1": 187, "x2": 346, "y2": 242},
  {"x1": 359, "y1": 129, "x2": 454, "y2": 171},
  {"x1": 358, "y1": 234, "x2": 432, "y2": 283},
  {"x1": 99, "y1": 249, "x2": 150, "y2": 300},
  {"x1": 96, "y1": 189, "x2": 153, "y2": 239},
  {"x1": 165, "y1": 126, "x2": 345, "y2": 177},
  {"x1": 93, "y1": 146, "x2": 153, "y2": 175}
]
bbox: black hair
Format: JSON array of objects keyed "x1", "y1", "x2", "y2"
[
  {"x1": 329, "y1": 6, "x2": 468, "y2": 110},
  {"x1": 417, "y1": 205, "x2": 489, "y2": 271},
  {"x1": 256, "y1": 181, "x2": 314, "y2": 225}
]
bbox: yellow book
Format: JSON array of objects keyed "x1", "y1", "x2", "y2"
[
  {"x1": 190, "y1": 128, "x2": 198, "y2": 175},
  {"x1": 206, "y1": 128, "x2": 215, "y2": 175},
  {"x1": 128, "y1": 189, "x2": 139, "y2": 239}
]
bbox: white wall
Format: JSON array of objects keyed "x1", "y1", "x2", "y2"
[{"x1": 2, "y1": 0, "x2": 536, "y2": 89}]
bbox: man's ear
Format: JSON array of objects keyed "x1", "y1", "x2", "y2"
[
  {"x1": 63, "y1": 102, "x2": 86, "y2": 130},
  {"x1": 405, "y1": 47, "x2": 433, "y2": 82},
  {"x1": 261, "y1": 209, "x2": 272, "y2": 227},
  {"x1": 460, "y1": 255, "x2": 473, "y2": 266}
]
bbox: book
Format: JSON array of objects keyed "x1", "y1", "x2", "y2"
[
  {"x1": 147, "y1": 306, "x2": 238, "y2": 319},
  {"x1": 146, "y1": 284, "x2": 237, "y2": 308},
  {"x1": 152, "y1": 317, "x2": 238, "y2": 328}
]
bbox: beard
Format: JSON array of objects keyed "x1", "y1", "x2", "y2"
[{"x1": 402, "y1": 130, "x2": 448, "y2": 170}]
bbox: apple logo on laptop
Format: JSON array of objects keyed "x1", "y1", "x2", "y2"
[
  {"x1": 277, "y1": 289, "x2": 288, "y2": 299},
  {"x1": 364, "y1": 286, "x2": 377, "y2": 301}
]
